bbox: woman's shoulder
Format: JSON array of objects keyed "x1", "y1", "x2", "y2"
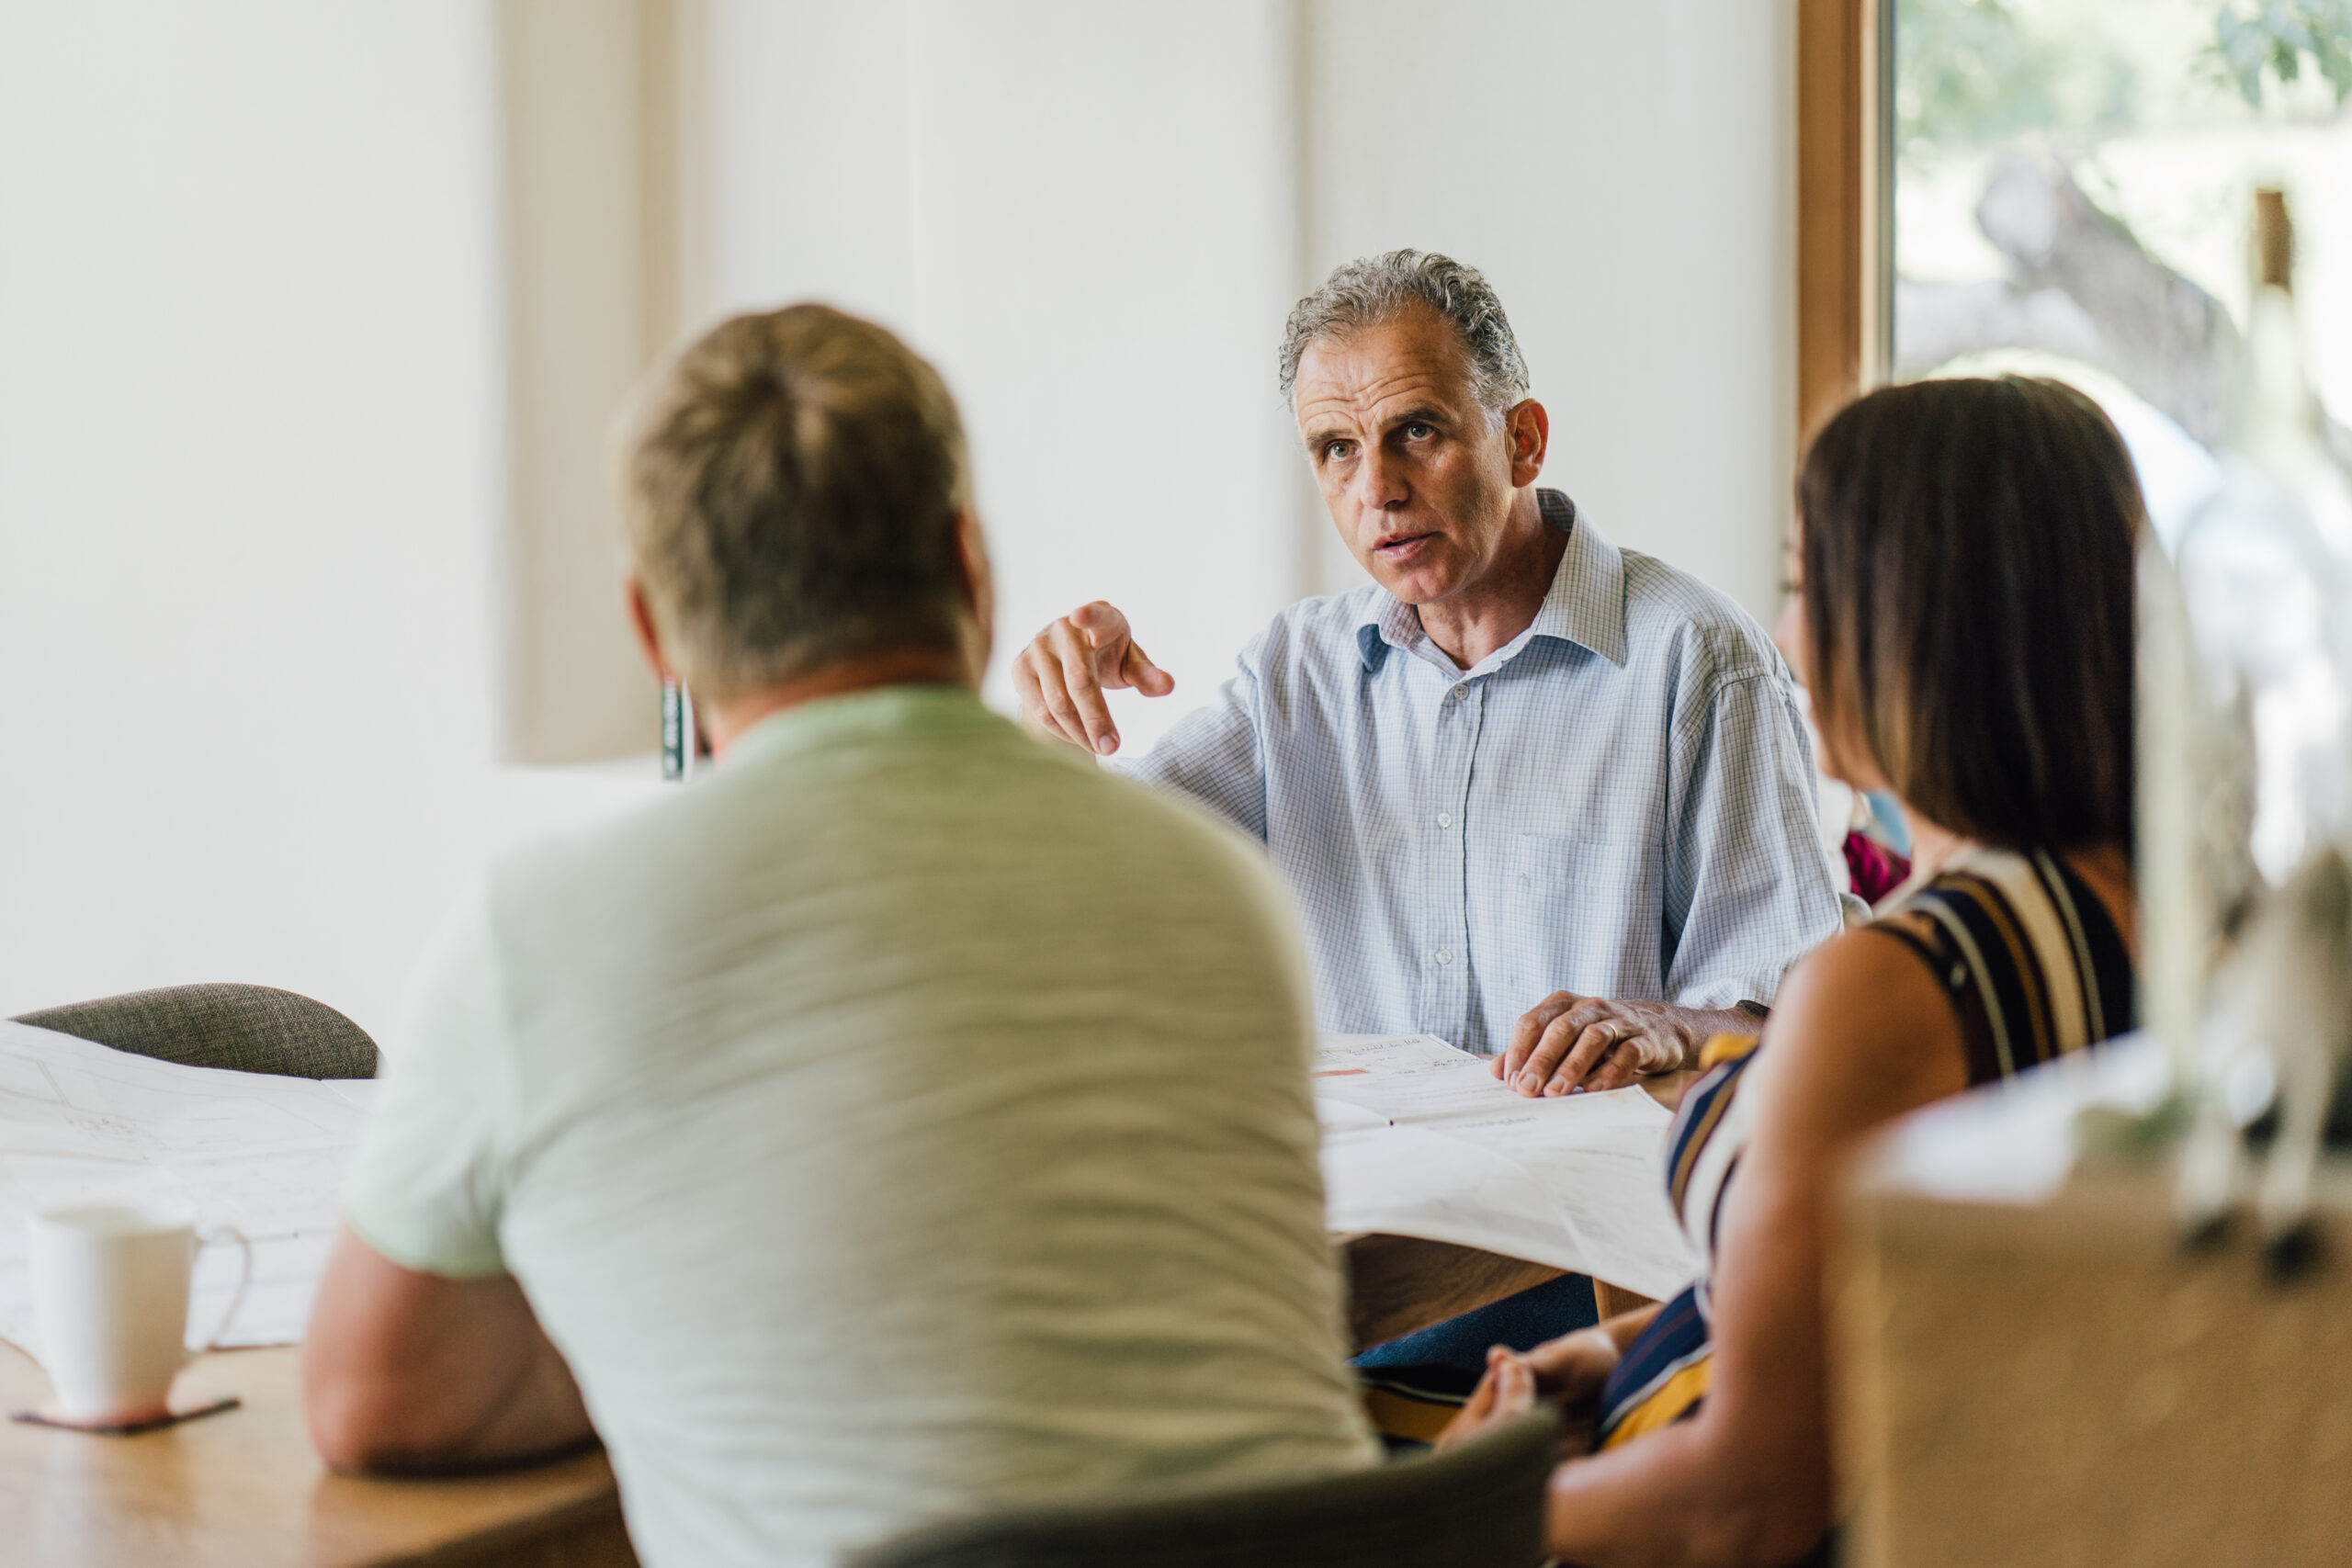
[
  {"x1": 1747, "y1": 922, "x2": 1975, "y2": 1143},
  {"x1": 1877, "y1": 843, "x2": 2121, "y2": 934},
  {"x1": 1869, "y1": 843, "x2": 2138, "y2": 1076},
  {"x1": 1861, "y1": 847, "x2": 2075, "y2": 999},
  {"x1": 1776, "y1": 922, "x2": 1961, "y2": 1046}
]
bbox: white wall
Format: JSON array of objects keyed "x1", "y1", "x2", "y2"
[
  {"x1": 1305, "y1": 0, "x2": 1796, "y2": 623},
  {"x1": 0, "y1": 0, "x2": 1796, "y2": 1034},
  {"x1": 697, "y1": 0, "x2": 1310, "y2": 750},
  {"x1": 0, "y1": 2, "x2": 658, "y2": 1031},
  {"x1": 904, "y1": 1, "x2": 1309, "y2": 744},
  {"x1": 695, "y1": 0, "x2": 1794, "y2": 746},
  {"x1": 701, "y1": 1, "x2": 918, "y2": 333}
]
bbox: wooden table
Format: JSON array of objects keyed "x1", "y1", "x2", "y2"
[
  {"x1": 0, "y1": 1340, "x2": 632, "y2": 1568},
  {"x1": 1342, "y1": 1234, "x2": 1656, "y2": 1350},
  {"x1": 2, "y1": 1242, "x2": 1649, "y2": 1566}
]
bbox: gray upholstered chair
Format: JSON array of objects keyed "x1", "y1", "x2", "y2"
[
  {"x1": 846, "y1": 1410, "x2": 1558, "y2": 1568},
  {"x1": 12, "y1": 983, "x2": 379, "y2": 1079}
]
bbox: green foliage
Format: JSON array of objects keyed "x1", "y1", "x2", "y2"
[
  {"x1": 2210, "y1": 0, "x2": 2352, "y2": 107},
  {"x1": 1896, "y1": 0, "x2": 2065, "y2": 156}
]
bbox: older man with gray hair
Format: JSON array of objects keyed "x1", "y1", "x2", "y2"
[{"x1": 1017, "y1": 250, "x2": 1843, "y2": 1098}]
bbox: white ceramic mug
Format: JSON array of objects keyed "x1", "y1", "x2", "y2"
[{"x1": 27, "y1": 1205, "x2": 252, "y2": 1424}]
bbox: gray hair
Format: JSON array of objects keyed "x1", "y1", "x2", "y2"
[{"x1": 1277, "y1": 250, "x2": 1531, "y2": 423}]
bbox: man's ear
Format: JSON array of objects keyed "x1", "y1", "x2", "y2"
[
  {"x1": 626, "y1": 577, "x2": 676, "y2": 682},
  {"x1": 949, "y1": 508, "x2": 995, "y2": 675},
  {"x1": 1506, "y1": 398, "x2": 1549, "y2": 489}
]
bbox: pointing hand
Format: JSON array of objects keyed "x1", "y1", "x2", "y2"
[{"x1": 1012, "y1": 602, "x2": 1174, "y2": 755}]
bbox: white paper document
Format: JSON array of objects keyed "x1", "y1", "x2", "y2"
[
  {"x1": 0, "y1": 1020, "x2": 375, "y2": 1357},
  {"x1": 1316, "y1": 1032, "x2": 1697, "y2": 1301}
]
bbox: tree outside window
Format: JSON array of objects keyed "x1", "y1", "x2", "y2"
[{"x1": 1895, "y1": 0, "x2": 2352, "y2": 539}]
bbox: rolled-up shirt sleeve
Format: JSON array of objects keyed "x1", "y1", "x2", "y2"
[{"x1": 1660, "y1": 668, "x2": 1846, "y2": 1009}]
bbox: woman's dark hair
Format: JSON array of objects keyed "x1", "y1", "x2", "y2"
[{"x1": 1798, "y1": 375, "x2": 2142, "y2": 852}]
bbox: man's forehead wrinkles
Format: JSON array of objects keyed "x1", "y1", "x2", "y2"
[
  {"x1": 1303, "y1": 361, "x2": 1446, "y2": 402},
  {"x1": 1354, "y1": 367, "x2": 1447, "y2": 403},
  {"x1": 1295, "y1": 372, "x2": 1459, "y2": 430}
]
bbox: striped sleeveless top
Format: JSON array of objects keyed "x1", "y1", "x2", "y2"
[{"x1": 1592, "y1": 847, "x2": 2136, "y2": 1452}]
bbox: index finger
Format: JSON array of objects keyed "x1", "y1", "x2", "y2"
[
  {"x1": 1117, "y1": 636, "x2": 1175, "y2": 698},
  {"x1": 1068, "y1": 602, "x2": 1135, "y2": 684}
]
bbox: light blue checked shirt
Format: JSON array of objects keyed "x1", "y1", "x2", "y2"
[{"x1": 1117, "y1": 491, "x2": 1845, "y2": 1058}]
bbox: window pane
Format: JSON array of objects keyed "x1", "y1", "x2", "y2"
[{"x1": 1894, "y1": 0, "x2": 2352, "y2": 537}]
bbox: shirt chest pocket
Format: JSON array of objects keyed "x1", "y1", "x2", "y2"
[{"x1": 1507, "y1": 831, "x2": 1664, "y2": 1001}]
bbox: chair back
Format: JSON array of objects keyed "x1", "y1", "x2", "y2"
[
  {"x1": 847, "y1": 1411, "x2": 1556, "y2": 1568},
  {"x1": 13, "y1": 983, "x2": 379, "y2": 1079}
]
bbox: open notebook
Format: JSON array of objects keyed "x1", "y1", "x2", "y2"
[
  {"x1": 0, "y1": 1020, "x2": 375, "y2": 1355},
  {"x1": 1315, "y1": 1033, "x2": 1697, "y2": 1301}
]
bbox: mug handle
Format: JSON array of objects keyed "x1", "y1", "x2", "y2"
[{"x1": 188, "y1": 1224, "x2": 253, "y2": 1356}]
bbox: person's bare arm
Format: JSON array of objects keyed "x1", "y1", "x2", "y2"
[
  {"x1": 1534, "y1": 930, "x2": 1965, "y2": 1565},
  {"x1": 1493, "y1": 993, "x2": 1764, "y2": 1096},
  {"x1": 302, "y1": 1225, "x2": 594, "y2": 1474},
  {"x1": 1448, "y1": 928, "x2": 1967, "y2": 1565},
  {"x1": 1012, "y1": 602, "x2": 1174, "y2": 754}
]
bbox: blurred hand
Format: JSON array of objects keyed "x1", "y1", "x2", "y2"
[
  {"x1": 1494, "y1": 993, "x2": 1752, "y2": 1097},
  {"x1": 1434, "y1": 1346, "x2": 1539, "y2": 1451},
  {"x1": 1012, "y1": 601, "x2": 1175, "y2": 756},
  {"x1": 1519, "y1": 1324, "x2": 1623, "y2": 1416}
]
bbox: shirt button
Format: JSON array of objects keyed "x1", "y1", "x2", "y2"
[
  {"x1": 1452, "y1": 684, "x2": 1469, "y2": 701},
  {"x1": 1435, "y1": 948, "x2": 1453, "y2": 965},
  {"x1": 1435, "y1": 811, "x2": 1453, "y2": 829}
]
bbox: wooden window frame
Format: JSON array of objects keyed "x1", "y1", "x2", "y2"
[{"x1": 1797, "y1": 0, "x2": 1894, "y2": 448}]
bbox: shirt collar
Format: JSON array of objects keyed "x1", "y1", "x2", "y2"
[
  {"x1": 723, "y1": 682, "x2": 990, "y2": 766},
  {"x1": 1352, "y1": 490, "x2": 1627, "y2": 672}
]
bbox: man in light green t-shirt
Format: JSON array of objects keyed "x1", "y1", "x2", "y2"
[{"x1": 301, "y1": 305, "x2": 1378, "y2": 1567}]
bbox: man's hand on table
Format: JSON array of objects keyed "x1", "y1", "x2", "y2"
[
  {"x1": 1495, "y1": 992, "x2": 1761, "y2": 1097},
  {"x1": 1012, "y1": 601, "x2": 1174, "y2": 756}
]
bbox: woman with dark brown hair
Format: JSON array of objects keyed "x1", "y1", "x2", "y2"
[{"x1": 1446, "y1": 376, "x2": 2144, "y2": 1566}]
